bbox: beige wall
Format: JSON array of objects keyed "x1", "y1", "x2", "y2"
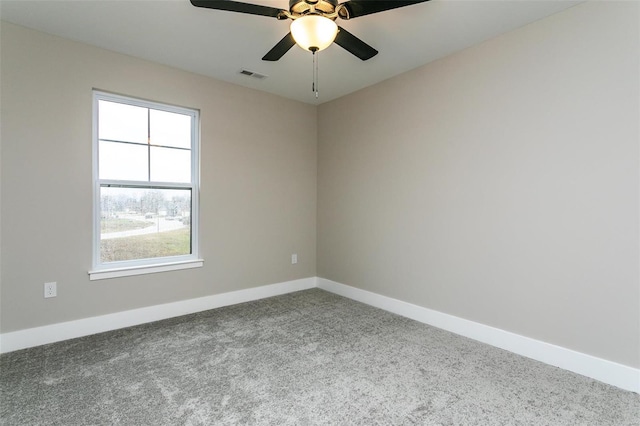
[
  {"x1": 317, "y1": 2, "x2": 639, "y2": 368},
  {"x1": 0, "y1": 22, "x2": 317, "y2": 332}
]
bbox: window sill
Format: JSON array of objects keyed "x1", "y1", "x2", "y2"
[{"x1": 89, "y1": 259, "x2": 204, "y2": 281}]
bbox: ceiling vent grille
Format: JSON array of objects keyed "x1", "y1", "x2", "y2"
[{"x1": 239, "y1": 69, "x2": 267, "y2": 80}]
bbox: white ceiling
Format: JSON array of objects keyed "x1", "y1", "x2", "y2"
[{"x1": 0, "y1": 0, "x2": 580, "y2": 104}]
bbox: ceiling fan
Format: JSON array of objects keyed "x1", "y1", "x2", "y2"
[{"x1": 190, "y1": 0, "x2": 430, "y2": 61}]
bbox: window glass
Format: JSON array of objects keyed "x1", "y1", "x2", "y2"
[
  {"x1": 100, "y1": 186, "x2": 192, "y2": 263},
  {"x1": 98, "y1": 100, "x2": 148, "y2": 144},
  {"x1": 150, "y1": 147, "x2": 191, "y2": 183},
  {"x1": 150, "y1": 109, "x2": 192, "y2": 149},
  {"x1": 98, "y1": 140, "x2": 149, "y2": 181}
]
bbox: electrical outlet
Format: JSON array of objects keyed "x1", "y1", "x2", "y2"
[
  {"x1": 44, "y1": 282, "x2": 57, "y2": 298},
  {"x1": 291, "y1": 254, "x2": 298, "y2": 264}
]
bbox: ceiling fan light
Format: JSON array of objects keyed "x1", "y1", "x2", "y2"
[{"x1": 290, "y1": 15, "x2": 338, "y2": 52}]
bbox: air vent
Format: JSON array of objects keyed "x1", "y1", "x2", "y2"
[{"x1": 239, "y1": 69, "x2": 268, "y2": 80}]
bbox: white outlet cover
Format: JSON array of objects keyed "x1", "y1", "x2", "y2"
[
  {"x1": 44, "y1": 282, "x2": 57, "y2": 298},
  {"x1": 291, "y1": 254, "x2": 298, "y2": 264}
]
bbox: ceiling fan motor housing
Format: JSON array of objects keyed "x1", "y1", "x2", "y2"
[{"x1": 290, "y1": 0, "x2": 338, "y2": 15}]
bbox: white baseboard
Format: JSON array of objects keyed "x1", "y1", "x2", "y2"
[
  {"x1": 317, "y1": 278, "x2": 640, "y2": 394},
  {"x1": 0, "y1": 277, "x2": 315, "y2": 354},
  {"x1": 2, "y1": 276, "x2": 637, "y2": 394}
]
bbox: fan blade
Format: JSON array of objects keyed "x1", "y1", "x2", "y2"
[
  {"x1": 340, "y1": 0, "x2": 429, "y2": 19},
  {"x1": 190, "y1": 0, "x2": 282, "y2": 18},
  {"x1": 262, "y1": 33, "x2": 296, "y2": 61},
  {"x1": 334, "y1": 26, "x2": 378, "y2": 61}
]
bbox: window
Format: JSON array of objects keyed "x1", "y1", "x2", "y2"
[{"x1": 90, "y1": 91, "x2": 201, "y2": 280}]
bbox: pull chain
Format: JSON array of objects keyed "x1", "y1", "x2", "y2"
[{"x1": 311, "y1": 48, "x2": 319, "y2": 99}]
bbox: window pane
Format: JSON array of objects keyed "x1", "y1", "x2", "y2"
[
  {"x1": 150, "y1": 109, "x2": 191, "y2": 149},
  {"x1": 100, "y1": 187, "x2": 192, "y2": 263},
  {"x1": 98, "y1": 100, "x2": 148, "y2": 144},
  {"x1": 99, "y1": 141, "x2": 149, "y2": 181},
  {"x1": 150, "y1": 146, "x2": 191, "y2": 183}
]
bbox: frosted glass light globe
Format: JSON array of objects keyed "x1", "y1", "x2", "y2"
[{"x1": 290, "y1": 15, "x2": 338, "y2": 52}]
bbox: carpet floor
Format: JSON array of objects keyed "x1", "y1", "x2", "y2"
[{"x1": 1, "y1": 289, "x2": 638, "y2": 425}]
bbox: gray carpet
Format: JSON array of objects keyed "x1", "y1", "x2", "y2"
[{"x1": 1, "y1": 289, "x2": 638, "y2": 425}]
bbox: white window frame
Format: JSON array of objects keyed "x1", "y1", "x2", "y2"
[{"x1": 89, "y1": 91, "x2": 202, "y2": 280}]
